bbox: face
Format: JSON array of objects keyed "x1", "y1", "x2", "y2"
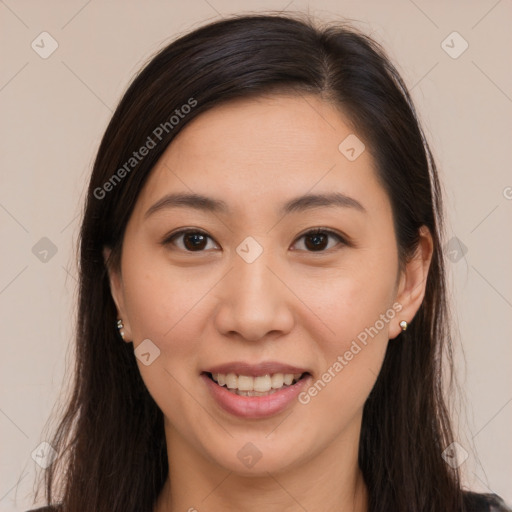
[{"x1": 106, "y1": 93, "x2": 431, "y2": 476}]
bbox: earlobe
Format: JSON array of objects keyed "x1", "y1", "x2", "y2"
[
  {"x1": 103, "y1": 247, "x2": 132, "y2": 342},
  {"x1": 390, "y1": 226, "x2": 434, "y2": 340}
]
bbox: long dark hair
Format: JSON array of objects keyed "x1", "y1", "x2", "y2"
[{"x1": 37, "y1": 12, "x2": 465, "y2": 511}]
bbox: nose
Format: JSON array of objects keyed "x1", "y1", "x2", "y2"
[{"x1": 213, "y1": 247, "x2": 295, "y2": 343}]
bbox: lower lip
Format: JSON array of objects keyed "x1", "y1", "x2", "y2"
[{"x1": 201, "y1": 373, "x2": 311, "y2": 419}]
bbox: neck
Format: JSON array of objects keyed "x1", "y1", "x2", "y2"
[{"x1": 155, "y1": 415, "x2": 368, "y2": 512}]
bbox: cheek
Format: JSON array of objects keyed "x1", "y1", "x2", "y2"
[
  {"x1": 120, "y1": 247, "x2": 214, "y2": 386},
  {"x1": 300, "y1": 257, "x2": 398, "y2": 347},
  {"x1": 295, "y1": 250, "x2": 398, "y2": 406},
  {"x1": 120, "y1": 250, "x2": 210, "y2": 424},
  {"x1": 296, "y1": 278, "x2": 393, "y2": 431},
  {"x1": 122, "y1": 242, "x2": 198, "y2": 335}
]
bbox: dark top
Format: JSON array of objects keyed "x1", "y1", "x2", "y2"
[
  {"x1": 464, "y1": 492, "x2": 512, "y2": 512},
  {"x1": 27, "y1": 490, "x2": 512, "y2": 511}
]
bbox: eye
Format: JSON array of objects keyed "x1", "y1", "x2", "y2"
[
  {"x1": 163, "y1": 229, "x2": 219, "y2": 252},
  {"x1": 292, "y1": 228, "x2": 346, "y2": 252},
  {"x1": 162, "y1": 227, "x2": 347, "y2": 253}
]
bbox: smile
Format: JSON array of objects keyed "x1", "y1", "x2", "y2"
[
  {"x1": 202, "y1": 370, "x2": 311, "y2": 418},
  {"x1": 209, "y1": 372, "x2": 305, "y2": 396}
]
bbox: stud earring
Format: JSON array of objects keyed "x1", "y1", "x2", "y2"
[
  {"x1": 399, "y1": 320, "x2": 408, "y2": 332},
  {"x1": 116, "y1": 318, "x2": 125, "y2": 340}
]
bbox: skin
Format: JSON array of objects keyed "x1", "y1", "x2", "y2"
[{"x1": 105, "y1": 93, "x2": 433, "y2": 512}]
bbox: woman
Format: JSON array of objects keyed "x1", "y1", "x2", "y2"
[{"x1": 30, "y1": 13, "x2": 510, "y2": 512}]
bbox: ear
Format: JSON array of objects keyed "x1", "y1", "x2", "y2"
[
  {"x1": 389, "y1": 226, "x2": 434, "y2": 340},
  {"x1": 103, "y1": 247, "x2": 132, "y2": 342}
]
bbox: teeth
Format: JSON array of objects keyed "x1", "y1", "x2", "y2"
[
  {"x1": 254, "y1": 375, "x2": 271, "y2": 392},
  {"x1": 237, "y1": 375, "x2": 253, "y2": 391},
  {"x1": 271, "y1": 373, "x2": 284, "y2": 388},
  {"x1": 211, "y1": 372, "x2": 303, "y2": 393},
  {"x1": 225, "y1": 373, "x2": 237, "y2": 389},
  {"x1": 283, "y1": 374, "x2": 294, "y2": 386}
]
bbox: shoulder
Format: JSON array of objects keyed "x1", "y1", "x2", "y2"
[{"x1": 463, "y1": 491, "x2": 512, "y2": 512}]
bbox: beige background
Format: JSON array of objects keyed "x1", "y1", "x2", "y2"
[{"x1": 1, "y1": 0, "x2": 511, "y2": 510}]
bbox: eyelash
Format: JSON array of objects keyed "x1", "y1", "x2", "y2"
[{"x1": 161, "y1": 227, "x2": 348, "y2": 253}]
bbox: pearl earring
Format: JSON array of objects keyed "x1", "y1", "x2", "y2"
[
  {"x1": 116, "y1": 318, "x2": 125, "y2": 340},
  {"x1": 399, "y1": 320, "x2": 408, "y2": 331}
]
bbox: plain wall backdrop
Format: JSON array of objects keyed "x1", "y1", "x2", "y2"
[{"x1": 0, "y1": 0, "x2": 511, "y2": 510}]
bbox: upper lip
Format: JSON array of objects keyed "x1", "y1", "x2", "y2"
[{"x1": 203, "y1": 361, "x2": 310, "y2": 377}]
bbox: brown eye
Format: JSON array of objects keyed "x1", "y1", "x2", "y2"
[
  {"x1": 163, "y1": 228, "x2": 346, "y2": 253},
  {"x1": 293, "y1": 229, "x2": 346, "y2": 252},
  {"x1": 165, "y1": 230, "x2": 218, "y2": 252}
]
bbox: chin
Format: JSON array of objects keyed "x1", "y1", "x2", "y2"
[{"x1": 204, "y1": 436, "x2": 311, "y2": 477}]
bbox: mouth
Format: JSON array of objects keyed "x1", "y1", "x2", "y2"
[
  {"x1": 201, "y1": 361, "x2": 313, "y2": 418},
  {"x1": 201, "y1": 370, "x2": 312, "y2": 418},
  {"x1": 203, "y1": 371, "x2": 309, "y2": 397}
]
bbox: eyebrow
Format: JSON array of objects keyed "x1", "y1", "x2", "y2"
[{"x1": 144, "y1": 191, "x2": 366, "y2": 219}]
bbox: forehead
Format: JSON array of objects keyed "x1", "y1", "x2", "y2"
[{"x1": 133, "y1": 93, "x2": 389, "y2": 220}]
